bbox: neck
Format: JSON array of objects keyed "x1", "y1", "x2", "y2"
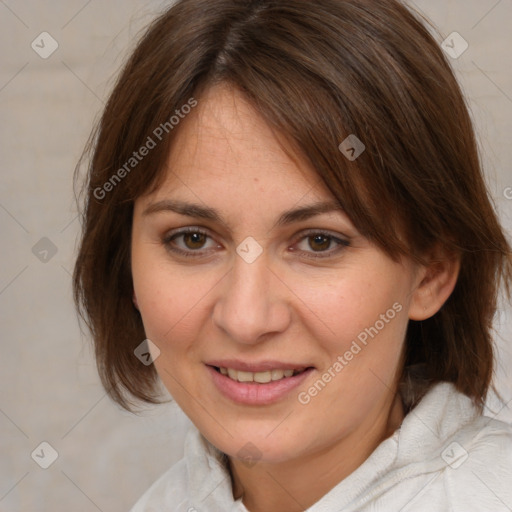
[{"x1": 229, "y1": 392, "x2": 405, "y2": 512}]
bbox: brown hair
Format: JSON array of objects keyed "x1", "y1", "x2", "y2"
[{"x1": 73, "y1": 0, "x2": 512, "y2": 412}]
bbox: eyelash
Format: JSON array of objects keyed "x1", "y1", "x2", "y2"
[{"x1": 162, "y1": 227, "x2": 350, "y2": 260}]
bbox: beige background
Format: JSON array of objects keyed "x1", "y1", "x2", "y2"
[{"x1": 1, "y1": 1, "x2": 511, "y2": 511}]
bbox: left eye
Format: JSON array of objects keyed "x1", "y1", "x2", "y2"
[
  {"x1": 292, "y1": 231, "x2": 350, "y2": 258},
  {"x1": 297, "y1": 234, "x2": 336, "y2": 252}
]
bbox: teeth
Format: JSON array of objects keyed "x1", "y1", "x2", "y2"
[
  {"x1": 217, "y1": 367, "x2": 306, "y2": 383},
  {"x1": 254, "y1": 371, "x2": 272, "y2": 383},
  {"x1": 237, "y1": 371, "x2": 253, "y2": 382},
  {"x1": 271, "y1": 369, "x2": 285, "y2": 380}
]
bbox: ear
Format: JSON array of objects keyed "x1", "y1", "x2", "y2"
[
  {"x1": 408, "y1": 246, "x2": 461, "y2": 321},
  {"x1": 132, "y1": 291, "x2": 139, "y2": 310}
]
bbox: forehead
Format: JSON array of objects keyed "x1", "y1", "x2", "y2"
[{"x1": 142, "y1": 84, "x2": 334, "y2": 209}]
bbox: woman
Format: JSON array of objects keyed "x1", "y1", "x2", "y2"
[{"x1": 73, "y1": 0, "x2": 512, "y2": 510}]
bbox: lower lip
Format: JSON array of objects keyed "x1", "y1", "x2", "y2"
[{"x1": 206, "y1": 365, "x2": 315, "y2": 405}]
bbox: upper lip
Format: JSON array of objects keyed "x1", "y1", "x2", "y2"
[{"x1": 205, "y1": 359, "x2": 313, "y2": 372}]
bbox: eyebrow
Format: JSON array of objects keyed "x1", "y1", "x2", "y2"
[{"x1": 142, "y1": 199, "x2": 344, "y2": 229}]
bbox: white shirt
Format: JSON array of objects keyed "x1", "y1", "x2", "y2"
[{"x1": 130, "y1": 382, "x2": 512, "y2": 511}]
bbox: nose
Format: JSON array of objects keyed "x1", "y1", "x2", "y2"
[{"x1": 212, "y1": 251, "x2": 291, "y2": 345}]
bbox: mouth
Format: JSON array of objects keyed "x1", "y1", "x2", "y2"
[
  {"x1": 205, "y1": 361, "x2": 315, "y2": 405},
  {"x1": 211, "y1": 366, "x2": 310, "y2": 383}
]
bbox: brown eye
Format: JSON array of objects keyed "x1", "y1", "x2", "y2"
[
  {"x1": 162, "y1": 228, "x2": 221, "y2": 259},
  {"x1": 182, "y1": 232, "x2": 208, "y2": 250},
  {"x1": 308, "y1": 234, "x2": 332, "y2": 252},
  {"x1": 293, "y1": 230, "x2": 350, "y2": 259}
]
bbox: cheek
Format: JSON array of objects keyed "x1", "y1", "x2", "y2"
[
  {"x1": 291, "y1": 273, "x2": 409, "y2": 420},
  {"x1": 131, "y1": 255, "x2": 213, "y2": 348},
  {"x1": 290, "y1": 267, "x2": 408, "y2": 353}
]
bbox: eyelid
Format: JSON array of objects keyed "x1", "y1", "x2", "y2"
[
  {"x1": 289, "y1": 229, "x2": 350, "y2": 259},
  {"x1": 291, "y1": 228, "x2": 349, "y2": 244},
  {"x1": 162, "y1": 226, "x2": 350, "y2": 259},
  {"x1": 162, "y1": 226, "x2": 220, "y2": 257},
  {"x1": 163, "y1": 226, "x2": 212, "y2": 240}
]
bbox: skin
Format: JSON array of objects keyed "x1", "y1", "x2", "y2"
[{"x1": 131, "y1": 84, "x2": 460, "y2": 511}]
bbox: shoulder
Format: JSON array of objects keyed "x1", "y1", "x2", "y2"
[
  {"x1": 129, "y1": 426, "x2": 240, "y2": 512},
  {"x1": 129, "y1": 426, "x2": 203, "y2": 512},
  {"x1": 129, "y1": 458, "x2": 190, "y2": 512},
  {"x1": 400, "y1": 382, "x2": 512, "y2": 511},
  {"x1": 440, "y1": 412, "x2": 512, "y2": 511}
]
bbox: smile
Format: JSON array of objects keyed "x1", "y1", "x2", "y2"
[
  {"x1": 215, "y1": 366, "x2": 308, "y2": 383},
  {"x1": 206, "y1": 363, "x2": 315, "y2": 405}
]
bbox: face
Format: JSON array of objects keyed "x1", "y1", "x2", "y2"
[{"x1": 131, "y1": 84, "x2": 424, "y2": 465}]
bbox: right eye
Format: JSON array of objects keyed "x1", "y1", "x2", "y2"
[{"x1": 162, "y1": 227, "x2": 222, "y2": 258}]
